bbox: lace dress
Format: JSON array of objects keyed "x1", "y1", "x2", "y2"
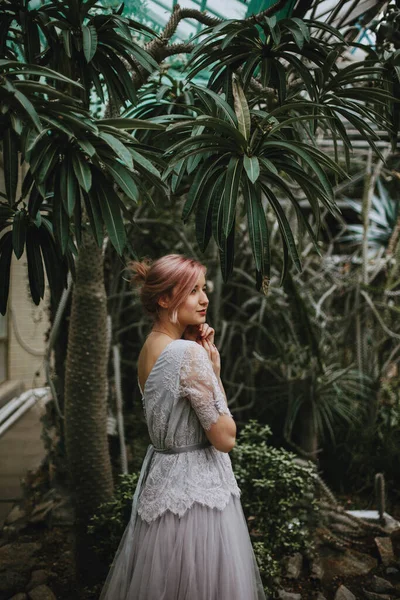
[{"x1": 99, "y1": 339, "x2": 266, "y2": 600}]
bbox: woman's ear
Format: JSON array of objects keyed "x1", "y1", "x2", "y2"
[{"x1": 157, "y1": 294, "x2": 170, "y2": 309}]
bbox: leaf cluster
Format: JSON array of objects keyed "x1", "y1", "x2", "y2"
[
  {"x1": 230, "y1": 419, "x2": 319, "y2": 560},
  {"x1": 0, "y1": 1, "x2": 166, "y2": 314}
]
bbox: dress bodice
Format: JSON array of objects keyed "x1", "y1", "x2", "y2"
[{"x1": 137, "y1": 339, "x2": 241, "y2": 522}]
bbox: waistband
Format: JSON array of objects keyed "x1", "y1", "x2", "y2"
[{"x1": 153, "y1": 440, "x2": 212, "y2": 454}]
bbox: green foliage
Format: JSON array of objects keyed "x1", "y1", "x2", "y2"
[
  {"x1": 1, "y1": 0, "x2": 398, "y2": 315},
  {"x1": 252, "y1": 542, "x2": 281, "y2": 597},
  {"x1": 340, "y1": 179, "x2": 399, "y2": 251},
  {"x1": 0, "y1": 1, "x2": 167, "y2": 314},
  {"x1": 87, "y1": 471, "x2": 140, "y2": 565},
  {"x1": 231, "y1": 419, "x2": 319, "y2": 586},
  {"x1": 89, "y1": 419, "x2": 319, "y2": 594}
]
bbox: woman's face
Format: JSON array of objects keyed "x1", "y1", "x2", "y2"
[{"x1": 176, "y1": 271, "x2": 209, "y2": 326}]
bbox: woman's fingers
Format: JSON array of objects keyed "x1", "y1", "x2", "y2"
[{"x1": 200, "y1": 323, "x2": 215, "y2": 344}]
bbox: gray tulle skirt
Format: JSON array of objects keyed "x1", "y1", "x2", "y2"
[{"x1": 99, "y1": 493, "x2": 267, "y2": 600}]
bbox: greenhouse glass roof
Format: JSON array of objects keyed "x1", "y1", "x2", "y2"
[{"x1": 100, "y1": 0, "x2": 387, "y2": 43}]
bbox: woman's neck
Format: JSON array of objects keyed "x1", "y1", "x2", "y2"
[{"x1": 150, "y1": 323, "x2": 183, "y2": 340}]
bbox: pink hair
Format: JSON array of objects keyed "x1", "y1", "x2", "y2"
[{"x1": 128, "y1": 254, "x2": 206, "y2": 323}]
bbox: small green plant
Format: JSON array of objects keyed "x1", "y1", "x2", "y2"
[
  {"x1": 252, "y1": 541, "x2": 281, "y2": 598},
  {"x1": 87, "y1": 472, "x2": 140, "y2": 566},
  {"x1": 231, "y1": 419, "x2": 319, "y2": 588}
]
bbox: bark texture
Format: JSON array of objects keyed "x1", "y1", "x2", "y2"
[{"x1": 64, "y1": 230, "x2": 113, "y2": 581}]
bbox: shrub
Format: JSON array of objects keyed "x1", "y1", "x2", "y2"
[
  {"x1": 89, "y1": 418, "x2": 319, "y2": 594},
  {"x1": 231, "y1": 419, "x2": 319, "y2": 588},
  {"x1": 88, "y1": 472, "x2": 140, "y2": 566}
]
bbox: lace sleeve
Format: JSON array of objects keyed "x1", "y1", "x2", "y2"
[{"x1": 179, "y1": 342, "x2": 233, "y2": 431}]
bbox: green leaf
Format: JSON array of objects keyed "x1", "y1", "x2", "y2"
[
  {"x1": 242, "y1": 177, "x2": 261, "y2": 272},
  {"x1": 219, "y1": 216, "x2": 235, "y2": 282},
  {"x1": 77, "y1": 139, "x2": 96, "y2": 158},
  {"x1": 223, "y1": 157, "x2": 243, "y2": 238},
  {"x1": 53, "y1": 177, "x2": 70, "y2": 255},
  {"x1": 232, "y1": 77, "x2": 250, "y2": 140},
  {"x1": 0, "y1": 232, "x2": 13, "y2": 315},
  {"x1": 182, "y1": 156, "x2": 226, "y2": 223},
  {"x1": 13, "y1": 90, "x2": 41, "y2": 131},
  {"x1": 103, "y1": 160, "x2": 139, "y2": 202},
  {"x1": 191, "y1": 84, "x2": 238, "y2": 127},
  {"x1": 261, "y1": 185, "x2": 301, "y2": 273},
  {"x1": 82, "y1": 24, "x2": 98, "y2": 63},
  {"x1": 3, "y1": 128, "x2": 19, "y2": 205},
  {"x1": 284, "y1": 22, "x2": 305, "y2": 49},
  {"x1": 100, "y1": 118, "x2": 164, "y2": 130},
  {"x1": 195, "y1": 172, "x2": 224, "y2": 252},
  {"x1": 72, "y1": 154, "x2": 92, "y2": 192},
  {"x1": 26, "y1": 226, "x2": 45, "y2": 304},
  {"x1": 290, "y1": 18, "x2": 310, "y2": 42},
  {"x1": 95, "y1": 180, "x2": 126, "y2": 255},
  {"x1": 36, "y1": 145, "x2": 59, "y2": 185},
  {"x1": 62, "y1": 29, "x2": 72, "y2": 58},
  {"x1": 258, "y1": 156, "x2": 278, "y2": 176},
  {"x1": 64, "y1": 159, "x2": 78, "y2": 216},
  {"x1": 84, "y1": 189, "x2": 104, "y2": 248},
  {"x1": 262, "y1": 141, "x2": 334, "y2": 201},
  {"x1": 98, "y1": 132, "x2": 133, "y2": 168},
  {"x1": 129, "y1": 148, "x2": 161, "y2": 178},
  {"x1": 0, "y1": 62, "x2": 84, "y2": 87},
  {"x1": 27, "y1": 185, "x2": 44, "y2": 220},
  {"x1": 243, "y1": 155, "x2": 260, "y2": 183},
  {"x1": 38, "y1": 223, "x2": 67, "y2": 300},
  {"x1": 12, "y1": 210, "x2": 27, "y2": 259}
]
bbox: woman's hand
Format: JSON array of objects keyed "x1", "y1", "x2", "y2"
[
  {"x1": 183, "y1": 323, "x2": 215, "y2": 344},
  {"x1": 201, "y1": 337, "x2": 221, "y2": 378}
]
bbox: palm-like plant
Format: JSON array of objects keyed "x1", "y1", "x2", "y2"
[
  {"x1": 0, "y1": 1, "x2": 167, "y2": 581},
  {"x1": 0, "y1": 2, "x2": 167, "y2": 315},
  {"x1": 252, "y1": 272, "x2": 372, "y2": 459},
  {"x1": 164, "y1": 74, "x2": 344, "y2": 286},
  {"x1": 158, "y1": 15, "x2": 393, "y2": 286},
  {"x1": 339, "y1": 179, "x2": 399, "y2": 252}
]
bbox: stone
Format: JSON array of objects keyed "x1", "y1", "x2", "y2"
[
  {"x1": 26, "y1": 572, "x2": 49, "y2": 592},
  {"x1": 319, "y1": 547, "x2": 377, "y2": 581},
  {"x1": 382, "y1": 514, "x2": 400, "y2": 533},
  {"x1": 31, "y1": 501, "x2": 54, "y2": 517},
  {"x1": 277, "y1": 591, "x2": 302, "y2": 600},
  {"x1": 363, "y1": 591, "x2": 394, "y2": 600},
  {"x1": 29, "y1": 501, "x2": 55, "y2": 525},
  {"x1": 334, "y1": 585, "x2": 356, "y2": 600},
  {"x1": 5, "y1": 506, "x2": 26, "y2": 526},
  {"x1": 314, "y1": 594, "x2": 327, "y2": 600},
  {"x1": 27, "y1": 586, "x2": 56, "y2": 600},
  {"x1": 386, "y1": 567, "x2": 399, "y2": 575},
  {"x1": 0, "y1": 571, "x2": 30, "y2": 598},
  {"x1": 7, "y1": 594, "x2": 28, "y2": 600},
  {"x1": 391, "y1": 529, "x2": 400, "y2": 554},
  {"x1": 310, "y1": 557, "x2": 324, "y2": 580},
  {"x1": 375, "y1": 537, "x2": 395, "y2": 566},
  {"x1": 49, "y1": 501, "x2": 74, "y2": 527},
  {"x1": 0, "y1": 543, "x2": 41, "y2": 572},
  {"x1": 284, "y1": 553, "x2": 303, "y2": 579},
  {"x1": 370, "y1": 576, "x2": 395, "y2": 594}
]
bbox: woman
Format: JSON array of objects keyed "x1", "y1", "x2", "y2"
[{"x1": 100, "y1": 254, "x2": 266, "y2": 600}]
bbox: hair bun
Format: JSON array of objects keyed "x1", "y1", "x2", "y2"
[{"x1": 128, "y1": 258, "x2": 152, "y2": 287}]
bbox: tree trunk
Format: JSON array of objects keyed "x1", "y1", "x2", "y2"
[
  {"x1": 296, "y1": 382, "x2": 319, "y2": 463},
  {"x1": 64, "y1": 230, "x2": 113, "y2": 583}
]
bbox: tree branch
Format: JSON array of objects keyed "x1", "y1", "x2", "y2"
[
  {"x1": 130, "y1": 0, "x2": 289, "y2": 100},
  {"x1": 162, "y1": 42, "x2": 195, "y2": 58}
]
